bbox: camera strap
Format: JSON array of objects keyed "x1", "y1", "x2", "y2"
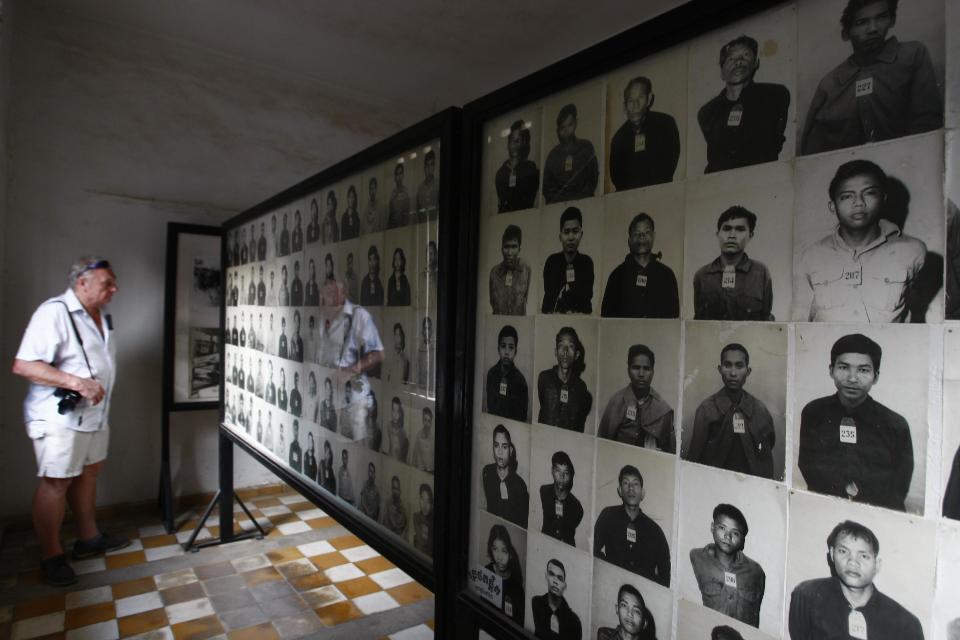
[{"x1": 53, "y1": 300, "x2": 95, "y2": 378}]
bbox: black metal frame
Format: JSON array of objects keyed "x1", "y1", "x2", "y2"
[
  {"x1": 160, "y1": 222, "x2": 222, "y2": 533},
  {"x1": 219, "y1": 107, "x2": 461, "y2": 635},
  {"x1": 452, "y1": 0, "x2": 788, "y2": 637}
]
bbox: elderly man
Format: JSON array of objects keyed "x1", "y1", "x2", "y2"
[{"x1": 12, "y1": 257, "x2": 129, "y2": 585}]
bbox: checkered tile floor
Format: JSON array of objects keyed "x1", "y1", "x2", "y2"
[{"x1": 0, "y1": 488, "x2": 433, "y2": 639}]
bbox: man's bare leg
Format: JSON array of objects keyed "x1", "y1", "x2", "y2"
[
  {"x1": 33, "y1": 476, "x2": 72, "y2": 559},
  {"x1": 66, "y1": 461, "x2": 103, "y2": 541}
]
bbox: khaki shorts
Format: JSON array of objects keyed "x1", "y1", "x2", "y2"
[{"x1": 30, "y1": 425, "x2": 109, "y2": 478}]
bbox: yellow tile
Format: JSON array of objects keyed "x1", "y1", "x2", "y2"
[
  {"x1": 314, "y1": 601, "x2": 364, "y2": 627},
  {"x1": 171, "y1": 614, "x2": 223, "y2": 640},
  {"x1": 355, "y1": 556, "x2": 394, "y2": 574},
  {"x1": 227, "y1": 622, "x2": 280, "y2": 640},
  {"x1": 117, "y1": 608, "x2": 167, "y2": 637},
  {"x1": 64, "y1": 601, "x2": 115, "y2": 630},
  {"x1": 336, "y1": 577, "x2": 380, "y2": 598},
  {"x1": 141, "y1": 534, "x2": 178, "y2": 549},
  {"x1": 241, "y1": 566, "x2": 282, "y2": 587},
  {"x1": 106, "y1": 550, "x2": 146, "y2": 570},
  {"x1": 14, "y1": 594, "x2": 65, "y2": 621},
  {"x1": 266, "y1": 548, "x2": 303, "y2": 564},
  {"x1": 308, "y1": 552, "x2": 348, "y2": 570},
  {"x1": 111, "y1": 576, "x2": 157, "y2": 600},
  {"x1": 328, "y1": 535, "x2": 363, "y2": 550},
  {"x1": 387, "y1": 582, "x2": 433, "y2": 605},
  {"x1": 306, "y1": 517, "x2": 337, "y2": 530},
  {"x1": 288, "y1": 572, "x2": 332, "y2": 592}
]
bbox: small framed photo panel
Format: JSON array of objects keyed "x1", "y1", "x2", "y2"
[
  {"x1": 357, "y1": 233, "x2": 387, "y2": 308},
  {"x1": 591, "y1": 554, "x2": 674, "y2": 640},
  {"x1": 796, "y1": 0, "x2": 945, "y2": 156},
  {"x1": 413, "y1": 222, "x2": 439, "y2": 311},
  {"x1": 785, "y1": 490, "x2": 936, "y2": 640},
  {"x1": 482, "y1": 315, "x2": 535, "y2": 424},
  {"x1": 944, "y1": 327, "x2": 960, "y2": 521},
  {"x1": 683, "y1": 161, "x2": 795, "y2": 322},
  {"x1": 523, "y1": 531, "x2": 593, "y2": 638},
  {"x1": 407, "y1": 395, "x2": 436, "y2": 475},
  {"x1": 598, "y1": 182, "x2": 685, "y2": 319},
  {"x1": 947, "y1": 132, "x2": 960, "y2": 321},
  {"x1": 933, "y1": 522, "x2": 960, "y2": 640},
  {"x1": 677, "y1": 463, "x2": 788, "y2": 635},
  {"x1": 541, "y1": 83, "x2": 605, "y2": 206},
  {"x1": 596, "y1": 318, "x2": 681, "y2": 454},
  {"x1": 338, "y1": 179, "x2": 365, "y2": 243},
  {"x1": 593, "y1": 440, "x2": 675, "y2": 587},
  {"x1": 793, "y1": 323, "x2": 930, "y2": 514},
  {"x1": 413, "y1": 310, "x2": 436, "y2": 399},
  {"x1": 380, "y1": 456, "x2": 412, "y2": 542},
  {"x1": 384, "y1": 225, "x2": 417, "y2": 308},
  {"x1": 480, "y1": 106, "x2": 545, "y2": 217},
  {"x1": 336, "y1": 237, "x2": 363, "y2": 307},
  {"x1": 380, "y1": 385, "x2": 413, "y2": 466},
  {"x1": 792, "y1": 132, "x2": 946, "y2": 323},
  {"x1": 686, "y1": 2, "x2": 797, "y2": 176},
  {"x1": 359, "y1": 165, "x2": 388, "y2": 236},
  {"x1": 676, "y1": 599, "x2": 779, "y2": 640},
  {"x1": 479, "y1": 210, "x2": 543, "y2": 317},
  {"x1": 538, "y1": 198, "x2": 605, "y2": 316},
  {"x1": 382, "y1": 307, "x2": 416, "y2": 388},
  {"x1": 528, "y1": 424, "x2": 595, "y2": 552},
  {"x1": 409, "y1": 468, "x2": 435, "y2": 557},
  {"x1": 532, "y1": 315, "x2": 599, "y2": 435},
  {"x1": 384, "y1": 155, "x2": 416, "y2": 231},
  {"x1": 681, "y1": 321, "x2": 788, "y2": 481},
  {"x1": 469, "y1": 510, "x2": 528, "y2": 628},
  {"x1": 473, "y1": 414, "x2": 532, "y2": 531},
  {"x1": 603, "y1": 44, "x2": 688, "y2": 193}
]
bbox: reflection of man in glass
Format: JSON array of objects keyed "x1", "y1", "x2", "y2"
[
  {"x1": 542, "y1": 103, "x2": 598, "y2": 204},
  {"x1": 609, "y1": 76, "x2": 680, "y2": 190},
  {"x1": 413, "y1": 483, "x2": 433, "y2": 556},
  {"x1": 596, "y1": 583, "x2": 658, "y2": 640},
  {"x1": 798, "y1": 333, "x2": 913, "y2": 511},
  {"x1": 490, "y1": 224, "x2": 531, "y2": 315},
  {"x1": 481, "y1": 424, "x2": 529, "y2": 528},
  {"x1": 598, "y1": 344, "x2": 675, "y2": 452},
  {"x1": 416, "y1": 149, "x2": 439, "y2": 222},
  {"x1": 789, "y1": 520, "x2": 923, "y2": 639},
  {"x1": 593, "y1": 465, "x2": 671, "y2": 586},
  {"x1": 359, "y1": 462, "x2": 381, "y2": 521},
  {"x1": 698, "y1": 36, "x2": 790, "y2": 173},
  {"x1": 495, "y1": 120, "x2": 540, "y2": 213},
  {"x1": 382, "y1": 475, "x2": 408, "y2": 536},
  {"x1": 337, "y1": 449, "x2": 354, "y2": 505},
  {"x1": 690, "y1": 503, "x2": 765, "y2": 627},
  {"x1": 800, "y1": 0, "x2": 942, "y2": 155},
  {"x1": 485, "y1": 325, "x2": 529, "y2": 423},
  {"x1": 531, "y1": 559, "x2": 582, "y2": 639},
  {"x1": 601, "y1": 213, "x2": 679, "y2": 318},
  {"x1": 360, "y1": 246, "x2": 384, "y2": 306},
  {"x1": 316, "y1": 275, "x2": 384, "y2": 396},
  {"x1": 388, "y1": 163, "x2": 411, "y2": 229},
  {"x1": 541, "y1": 207, "x2": 594, "y2": 314},
  {"x1": 539, "y1": 451, "x2": 583, "y2": 546},
  {"x1": 537, "y1": 327, "x2": 592, "y2": 432},
  {"x1": 411, "y1": 407, "x2": 435, "y2": 473}
]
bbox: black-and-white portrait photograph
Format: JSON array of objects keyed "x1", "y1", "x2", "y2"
[
  {"x1": 538, "y1": 199, "x2": 604, "y2": 315},
  {"x1": 933, "y1": 522, "x2": 960, "y2": 640},
  {"x1": 593, "y1": 440, "x2": 675, "y2": 587},
  {"x1": 599, "y1": 182, "x2": 684, "y2": 319},
  {"x1": 482, "y1": 315, "x2": 534, "y2": 424},
  {"x1": 528, "y1": 425, "x2": 594, "y2": 552},
  {"x1": 409, "y1": 468, "x2": 434, "y2": 557},
  {"x1": 522, "y1": 531, "x2": 592, "y2": 639},
  {"x1": 946, "y1": 133, "x2": 960, "y2": 321},
  {"x1": 473, "y1": 414, "x2": 531, "y2": 530},
  {"x1": 360, "y1": 165, "x2": 388, "y2": 237},
  {"x1": 683, "y1": 162, "x2": 795, "y2": 321},
  {"x1": 384, "y1": 226, "x2": 416, "y2": 307},
  {"x1": 793, "y1": 323, "x2": 929, "y2": 513},
  {"x1": 603, "y1": 44, "x2": 688, "y2": 193},
  {"x1": 335, "y1": 238, "x2": 362, "y2": 307},
  {"x1": 591, "y1": 550, "x2": 673, "y2": 640},
  {"x1": 541, "y1": 84, "x2": 603, "y2": 205},
  {"x1": 482, "y1": 107, "x2": 544, "y2": 216},
  {"x1": 335, "y1": 440, "x2": 360, "y2": 507},
  {"x1": 686, "y1": 3, "x2": 797, "y2": 176},
  {"x1": 380, "y1": 457, "x2": 411, "y2": 540},
  {"x1": 382, "y1": 308, "x2": 415, "y2": 388},
  {"x1": 407, "y1": 395, "x2": 435, "y2": 474},
  {"x1": 414, "y1": 142, "x2": 440, "y2": 224},
  {"x1": 677, "y1": 463, "x2": 788, "y2": 634},
  {"x1": 379, "y1": 389, "x2": 411, "y2": 465},
  {"x1": 386, "y1": 156, "x2": 415, "y2": 230},
  {"x1": 785, "y1": 490, "x2": 936, "y2": 640},
  {"x1": 354, "y1": 445, "x2": 384, "y2": 522},
  {"x1": 792, "y1": 133, "x2": 945, "y2": 322},
  {"x1": 676, "y1": 599, "x2": 779, "y2": 640},
  {"x1": 944, "y1": 328, "x2": 960, "y2": 521},
  {"x1": 532, "y1": 315, "x2": 598, "y2": 435},
  {"x1": 414, "y1": 312, "x2": 435, "y2": 399},
  {"x1": 681, "y1": 322, "x2": 787, "y2": 481},
  {"x1": 358, "y1": 234, "x2": 387, "y2": 308},
  {"x1": 469, "y1": 510, "x2": 528, "y2": 628},
  {"x1": 414, "y1": 222, "x2": 439, "y2": 311},
  {"x1": 796, "y1": 0, "x2": 945, "y2": 156},
  {"x1": 479, "y1": 212, "x2": 543, "y2": 317},
  {"x1": 597, "y1": 318, "x2": 680, "y2": 454}
]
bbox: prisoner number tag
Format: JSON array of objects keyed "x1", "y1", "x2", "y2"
[
  {"x1": 733, "y1": 412, "x2": 746, "y2": 434},
  {"x1": 500, "y1": 481, "x2": 509, "y2": 500},
  {"x1": 724, "y1": 572, "x2": 737, "y2": 588},
  {"x1": 499, "y1": 381, "x2": 508, "y2": 396},
  {"x1": 636, "y1": 274, "x2": 648, "y2": 287},
  {"x1": 395, "y1": 279, "x2": 401, "y2": 292},
  {"x1": 626, "y1": 524, "x2": 637, "y2": 543},
  {"x1": 505, "y1": 272, "x2": 513, "y2": 287},
  {"x1": 634, "y1": 133, "x2": 647, "y2": 152},
  {"x1": 566, "y1": 264, "x2": 576, "y2": 283},
  {"x1": 504, "y1": 598, "x2": 513, "y2": 617},
  {"x1": 840, "y1": 417, "x2": 858, "y2": 444},
  {"x1": 509, "y1": 172, "x2": 517, "y2": 188},
  {"x1": 849, "y1": 610, "x2": 868, "y2": 640},
  {"x1": 722, "y1": 268, "x2": 736, "y2": 289},
  {"x1": 855, "y1": 77, "x2": 874, "y2": 98},
  {"x1": 625, "y1": 404, "x2": 638, "y2": 421},
  {"x1": 842, "y1": 264, "x2": 863, "y2": 286},
  {"x1": 555, "y1": 501, "x2": 564, "y2": 517},
  {"x1": 564, "y1": 155, "x2": 573, "y2": 172},
  {"x1": 727, "y1": 104, "x2": 743, "y2": 127},
  {"x1": 560, "y1": 389, "x2": 569, "y2": 404},
  {"x1": 550, "y1": 614, "x2": 560, "y2": 634}
]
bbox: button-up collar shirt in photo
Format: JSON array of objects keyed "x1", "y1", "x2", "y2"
[
  {"x1": 597, "y1": 386, "x2": 675, "y2": 452},
  {"x1": 689, "y1": 543, "x2": 765, "y2": 627},
  {"x1": 693, "y1": 253, "x2": 773, "y2": 321}
]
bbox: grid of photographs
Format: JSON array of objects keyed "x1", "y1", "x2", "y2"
[
  {"x1": 468, "y1": 1, "x2": 960, "y2": 638},
  {"x1": 222, "y1": 140, "x2": 441, "y2": 563}
]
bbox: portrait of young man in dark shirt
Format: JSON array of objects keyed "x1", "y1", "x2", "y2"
[
  {"x1": 495, "y1": 120, "x2": 540, "y2": 213},
  {"x1": 531, "y1": 559, "x2": 582, "y2": 640},
  {"x1": 489, "y1": 224, "x2": 532, "y2": 316},
  {"x1": 485, "y1": 324, "x2": 530, "y2": 423},
  {"x1": 542, "y1": 103, "x2": 599, "y2": 204},
  {"x1": 541, "y1": 206, "x2": 595, "y2": 315},
  {"x1": 608, "y1": 76, "x2": 680, "y2": 191},
  {"x1": 601, "y1": 212, "x2": 680, "y2": 318},
  {"x1": 538, "y1": 451, "x2": 583, "y2": 546},
  {"x1": 596, "y1": 583, "x2": 659, "y2": 640},
  {"x1": 481, "y1": 424, "x2": 529, "y2": 528},
  {"x1": 598, "y1": 344, "x2": 675, "y2": 452},
  {"x1": 288, "y1": 420, "x2": 302, "y2": 473},
  {"x1": 360, "y1": 245, "x2": 385, "y2": 306},
  {"x1": 798, "y1": 333, "x2": 913, "y2": 511},
  {"x1": 537, "y1": 326, "x2": 592, "y2": 432}
]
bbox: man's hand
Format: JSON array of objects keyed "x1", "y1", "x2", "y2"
[
  {"x1": 12, "y1": 359, "x2": 105, "y2": 405},
  {"x1": 76, "y1": 378, "x2": 106, "y2": 405}
]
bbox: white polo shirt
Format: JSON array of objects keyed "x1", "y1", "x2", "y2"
[{"x1": 16, "y1": 288, "x2": 116, "y2": 434}]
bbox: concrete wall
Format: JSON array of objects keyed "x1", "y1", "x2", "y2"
[{"x1": 0, "y1": 2, "x2": 424, "y2": 518}]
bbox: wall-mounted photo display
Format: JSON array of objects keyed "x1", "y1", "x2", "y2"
[
  {"x1": 469, "y1": 510, "x2": 529, "y2": 628},
  {"x1": 541, "y1": 83, "x2": 604, "y2": 206},
  {"x1": 793, "y1": 322, "x2": 930, "y2": 514},
  {"x1": 532, "y1": 315, "x2": 599, "y2": 435},
  {"x1": 482, "y1": 315, "x2": 535, "y2": 425},
  {"x1": 591, "y1": 543, "x2": 674, "y2": 640},
  {"x1": 538, "y1": 198, "x2": 604, "y2": 316},
  {"x1": 523, "y1": 531, "x2": 593, "y2": 638},
  {"x1": 478, "y1": 211, "x2": 543, "y2": 318},
  {"x1": 473, "y1": 414, "x2": 532, "y2": 531},
  {"x1": 481, "y1": 106, "x2": 544, "y2": 216}
]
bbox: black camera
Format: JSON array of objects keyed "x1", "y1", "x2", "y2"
[{"x1": 54, "y1": 387, "x2": 82, "y2": 414}]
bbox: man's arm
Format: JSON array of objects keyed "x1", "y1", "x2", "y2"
[
  {"x1": 905, "y1": 43, "x2": 944, "y2": 134},
  {"x1": 762, "y1": 266, "x2": 774, "y2": 321},
  {"x1": 666, "y1": 268, "x2": 680, "y2": 318},
  {"x1": 600, "y1": 269, "x2": 617, "y2": 317},
  {"x1": 655, "y1": 526, "x2": 671, "y2": 586},
  {"x1": 597, "y1": 394, "x2": 620, "y2": 440},
  {"x1": 665, "y1": 116, "x2": 680, "y2": 182},
  {"x1": 686, "y1": 402, "x2": 710, "y2": 462},
  {"x1": 799, "y1": 86, "x2": 828, "y2": 155},
  {"x1": 791, "y1": 250, "x2": 816, "y2": 322},
  {"x1": 12, "y1": 359, "x2": 105, "y2": 405}
]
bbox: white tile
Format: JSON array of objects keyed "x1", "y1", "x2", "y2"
[
  {"x1": 72, "y1": 557, "x2": 106, "y2": 575},
  {"x1": 389, "y1": 625, "x2": 435, "y2": 640},
  {"x1": 175, "y1": 529, "x2": 210, "y2": 543},
  {"x1": 65, "y1": 585, "x2": 113, "y2": 610},
  {"x1": 164, "y1": 598, "x2": 214, "y2": 625},
  {"x1": 137, "y1": 524, "x2": 168, "y2": 538},
  {"x1": 278, "y1": 494, "x2": 307, "y2": 505},
  {"x1": 65, "y1": 619, "x2": 119, "y2": 640},
  {"x1": 341, "y1": 545, "x2": 378, "y2": 563},
  {"x1": 296, "y1": 540, "x2": 335, "y2": 557},
  {"x1": 145, "y1": 544, "x2": 183, "y2": 562},
  {"x1": 11, "y1": 611, "x2": 65, "y2": 640},
  {"x1": 231, "y1": 554, "x2": 270, "y2": 573},
  {"x1": 125, "y1": 626, "x2": 174, "y2": 640},
  {"x1": 154, "y1": 568, "x2": 198, "y2": 589},
  {"x1": 277, "y1": 521, "x2": 311, "y2": 535},
  {"x1": 115, "y1": 591, "x2": 164, "y2": 619},
  {"x1": 106, "y1": 539, "x2": 143, "y2": 555},
  {"x1": 369, "y1": 567, "x2": 414, "y2": 590},
  {"x1": 324, "y1": 563, "x2": 364, "y2": 582},
  {"x1": 296, "y1": 508, "x2": 326, "y2": 520},
  {"x1": 352, "y1": 591, "x2": 400, "y2": 615},
  {"x1": 258, "y1": 505, "x2": 291, "y2": 517}
]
